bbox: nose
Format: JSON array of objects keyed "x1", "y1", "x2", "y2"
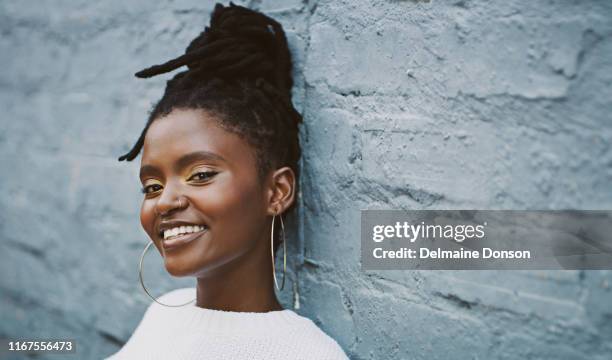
[{"x1": 154, "y1": 181, "x2": 186, "y2": 216}]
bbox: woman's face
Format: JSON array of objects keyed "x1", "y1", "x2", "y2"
[{"x1": 139, "y1": 108, "x2": 271, "y2": 277}]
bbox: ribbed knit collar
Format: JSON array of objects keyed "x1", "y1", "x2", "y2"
[{"x1": 153, "y1": 287, "x2": 302, "y2": 336}]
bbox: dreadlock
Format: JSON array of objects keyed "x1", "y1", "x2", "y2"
[{"x1": 117, "y1": 2, "x2": 302, "y2": 252}]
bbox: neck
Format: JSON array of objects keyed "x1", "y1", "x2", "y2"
[{"x1": 195, "y1": 238, "x2": 283, "y2": 313}]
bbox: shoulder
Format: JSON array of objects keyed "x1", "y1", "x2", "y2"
[
  {"x1": 284, "y1": 311, "x2": 349, "y2": 359},
  {"x1": 143, "y1": 287, "x2": 194, "y2": 318},
  {"x1": 154, "y1": 287, "x2": 196, "y2": 305},
  {"x1": 103, "y1": 288, "x2": 196, "y2": 359},
  {"x1": 138, "y1": 287, "x2": 195, "y2": 323}
]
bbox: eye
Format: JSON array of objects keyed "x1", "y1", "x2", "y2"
[
  {"x1": 188, "y1": 171, "x2": 218, "y2": 182},
  {"x1": 141, "y1": 184, "x2": 162, "y2": 194}
]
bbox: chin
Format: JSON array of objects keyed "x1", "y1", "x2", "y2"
[{"x1": 163, "y1": 258, "x2": 200, "y2": 277}]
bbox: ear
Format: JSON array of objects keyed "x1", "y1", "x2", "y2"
[{"x1": 266, "y1": 166, "x2": 296, "y2": 215}]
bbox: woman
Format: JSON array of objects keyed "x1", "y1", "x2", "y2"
[{"x1": 106, "y1": 2, "x2": 348, "y2": 359}]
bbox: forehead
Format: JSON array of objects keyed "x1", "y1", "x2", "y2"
[{"x1": 140, "y1": 108, "x2": 256, "y2": 171}]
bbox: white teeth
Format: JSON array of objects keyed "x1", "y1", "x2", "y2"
[{"x1": 163, "y1": 225, "x2": 207, "y2": 240}]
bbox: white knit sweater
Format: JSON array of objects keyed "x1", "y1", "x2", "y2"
[{"x1": 104, "y1": 287, "x2": 349, "y2": 360}]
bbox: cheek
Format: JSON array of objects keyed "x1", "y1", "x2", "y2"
[
  {"x1": 203, "y1": 178, "x2": 265, "y2": 243},
  {"x1": 140, "y1": 200, "x2": 156, "y2": 238}
]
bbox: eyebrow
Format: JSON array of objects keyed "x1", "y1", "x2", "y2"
[{"x1": 139, "y1": 150, "x2": 226, "y2": 180}]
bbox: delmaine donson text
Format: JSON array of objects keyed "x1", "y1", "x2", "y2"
[{"x1": 371, "y1": 221, "x2": 531, "y2": 260}]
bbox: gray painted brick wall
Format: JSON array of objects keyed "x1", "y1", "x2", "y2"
[{"x1": 1, "y1": 1, "x2": 611, "y2": 359}]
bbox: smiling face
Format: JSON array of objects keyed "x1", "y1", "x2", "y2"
[{"x1": 139, "y1": 108, "x2": 272, "y2": 278}]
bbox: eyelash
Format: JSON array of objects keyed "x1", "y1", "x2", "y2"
[{"x1": 140, "y1": 171, "x2": 218, "y2": 195}]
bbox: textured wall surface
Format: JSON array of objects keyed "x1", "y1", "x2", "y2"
[{"x1": 1, "y1": 1, "x2": 611, "y2": 359}]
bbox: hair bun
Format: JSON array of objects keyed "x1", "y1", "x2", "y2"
[{"x1": 134, "y1": 2, "x2": 294, "y2": 96}]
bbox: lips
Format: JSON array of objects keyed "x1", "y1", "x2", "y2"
[
  {"x1": 161, "y1": 227, "x2": 209, "y2": 251},
  {"x1": 157, "y1": 220, "x2": 209, "y2": 239}
]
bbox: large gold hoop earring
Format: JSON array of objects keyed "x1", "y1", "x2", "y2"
[
  {"x1": 271, "y1": 212, "x2": 286, "y2": 291},
  {"x1": 138, "y1": 241, "x2": 196, "y2": 307}
]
